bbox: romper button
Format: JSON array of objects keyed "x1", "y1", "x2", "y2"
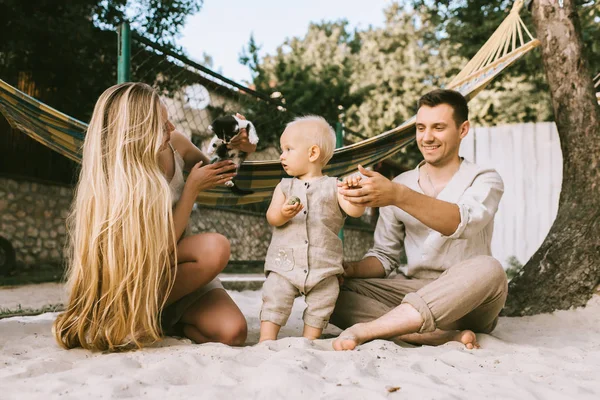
[
  {"x1": 305, "y1": 240, "x2": 308, "y2": 244},
  {"x1": 304, "y1": 270, "x2": 308, "y2": 274},
  {"x1": 303, "y1": 210, "x2": 307, "y2": 214}
]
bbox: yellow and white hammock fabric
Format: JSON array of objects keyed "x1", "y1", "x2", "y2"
[{"x1": 0, "y1": 1, "x2": 539, "y2": 206}]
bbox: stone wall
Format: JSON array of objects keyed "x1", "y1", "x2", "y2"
[
  {"x1": 0, "y1": 176, "x2": 375, "y2": 268},
  {"x1": 187, "y1": 206, "x2": 374, "y2": 263},
  {"x1": 0, "y1": 177, "x2": 71, "y2": 266}
]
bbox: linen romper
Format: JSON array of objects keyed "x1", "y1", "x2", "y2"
[{"x1": 260, "y1": 176, "x2": 345, "y2": 329}]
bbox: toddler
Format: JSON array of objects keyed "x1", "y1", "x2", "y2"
[{"x1": 259, "y1": 116, "x2": 365, "y2": 342}]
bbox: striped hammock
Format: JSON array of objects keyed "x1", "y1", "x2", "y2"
[{"x1": 0, "y1": 1, "x2": 539, "y2": 206}]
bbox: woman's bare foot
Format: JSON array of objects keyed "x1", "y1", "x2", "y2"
[
  {"x1": 332, "y1": 323, "x2": 370, "y2": 351},
  {"x1": 398, "y1": 329, "x2": 480, "y2": 349}
]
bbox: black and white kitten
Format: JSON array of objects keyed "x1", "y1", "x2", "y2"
[{"x1": 206, "y1": 115, "x2": 259, "y2": 195}]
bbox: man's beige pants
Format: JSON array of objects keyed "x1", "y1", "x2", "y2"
[{"x1": 330, "y1": 255, "x2": 508, "y2": 334}]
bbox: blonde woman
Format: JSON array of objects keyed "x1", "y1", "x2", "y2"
[{"x1": 54, "y1": 82, "x2": 251, "y2": 351}]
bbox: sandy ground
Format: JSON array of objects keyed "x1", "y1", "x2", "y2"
[{"x1": 0, "y1": 284, "x2": 599, "y2": 400}]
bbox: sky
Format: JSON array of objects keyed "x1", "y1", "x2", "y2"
[{"x1": 179, "y1": 0, "x2": 392, "y2": 84}]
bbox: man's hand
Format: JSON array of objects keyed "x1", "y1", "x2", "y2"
[
  {"x1": 228, "y1": 113, "x2": 257, "y2": 153},
  {"x1": 342, "y1": 261, "x2": 356, "y2": 278},
  {"x1": 338, "y1": 165, "x2": 402, "y2": 208}
]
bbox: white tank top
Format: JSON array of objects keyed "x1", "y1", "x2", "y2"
[{"x1": 168, "y1": 142, "x2": 186, "y2": 206}]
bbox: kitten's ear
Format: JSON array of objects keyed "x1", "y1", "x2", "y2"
[
  {"x1": 247, "y1": 122, "x2": 259, "y2": 144},
  {"x1": 233, "y1": 114, "x2": 249, "y2": 129}
]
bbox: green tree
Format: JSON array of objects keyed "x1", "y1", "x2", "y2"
[
  {"x1": 240, "y1": 21, "x2": 363, "y2": 133},
  {"x1": 0, "y1": 0, "x2": 203, "y2": 183},
  {"x1": 503, "y1": 0, "x2": 600, "y2": 315},
  {"x1": 241, "y1": 5, "x2": 466, "y2": 167},
  {"x1": 345, "y1": 4, "x2": 463, "y2": 138},
  {"x1": 409, "y1": 0, "x2": 599, "y2": 124},
  {"x1": 94, "y1": 0, "x2": 203, "y2": 46}
]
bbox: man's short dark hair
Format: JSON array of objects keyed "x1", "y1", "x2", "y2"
[{"x1": 417, "y1": 89, "x2": 469, "y2": 126}]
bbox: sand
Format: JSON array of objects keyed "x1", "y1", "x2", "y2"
[{"x1": 1, "y1": 284, "x2": 599, "y2": 399}]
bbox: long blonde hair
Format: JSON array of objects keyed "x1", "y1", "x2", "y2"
[{"x1": 54, "y1": 82, "x2": 176, "y2": 351}]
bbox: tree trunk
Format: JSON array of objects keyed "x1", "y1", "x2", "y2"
[{"x1": 503, "y1": 0, "x2": 600, "y2": 316}]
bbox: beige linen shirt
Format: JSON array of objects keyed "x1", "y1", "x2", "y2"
[{"x1": 364, "y1": 158, "x2": 504, "y2": 279}]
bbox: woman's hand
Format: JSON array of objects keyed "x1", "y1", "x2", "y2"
[
  {"x1": 228, "y1": 113, "x2": 257, "y2": 154},
  {"x1": 185, "y1": 160, "x2": 237, "y2": 194}
]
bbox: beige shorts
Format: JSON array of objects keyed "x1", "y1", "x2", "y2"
[
  {"x1": 161, "y1": 277, "x2": 224, "y2": 334},
  {"x1": 260, "y1": 272, "x2": 339, "y2": 329}
]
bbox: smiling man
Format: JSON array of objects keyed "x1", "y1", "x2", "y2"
[{"x1": 331, "y1": 89, "x2": 507, "y2": 351}]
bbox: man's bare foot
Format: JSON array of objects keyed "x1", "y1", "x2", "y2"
[
  {"x1": 455, "y1": 330, "x2": 480, "y2": 349},
  {"x1": 397, "y1": 329, "x2": 480, "y2": 349},
  {"x1": 332, "y1": 323, "x2": 369, "y2": 351}
]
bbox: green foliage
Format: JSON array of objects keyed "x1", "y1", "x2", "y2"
[
  {"x1": 0, "y1": 304, "x2": 64, "y2": 319},
  {"x1": 241, "y1": 21, "x2": 363, "y2": 123},
  {"x1": 505, "y1": 255, "x2": 524, "y2": 280},
  {"x1": 0, "y1": 0, "x2": 203, "y2": 120},
  {"x1": 0, "y1": 0, "x2": 203, "y2": 182},
  {"x1": 409, "y1": 0, "x2": 600, "y2": 124},
  {"x1": 239, "y1": 21, "x2": 365, "y2": 147},
  {"x1": 93, "y1": 0, "x2": 203, "y2": 46},
  {"x1": 241, "y1": 7, "x2": 464, "y2": 167},
  {"x1": 242, "y1": 0, "x2": 599, "y2": 156},
  {"x1": 345, "y1": 4, "x2": 463, "y2": 137}
]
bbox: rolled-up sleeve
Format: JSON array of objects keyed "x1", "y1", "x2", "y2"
[
  {"x1": 363, "y1": 205, "x2": 406, "y2": 277},
  {"x1": 448, "y1": 169, "x2": 504, "y2": 239}
]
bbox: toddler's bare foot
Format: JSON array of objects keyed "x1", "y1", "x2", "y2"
[
  {"x1": 259, "y1": 321, "x2": 280, "y2": 343},
  {"x1": 303, "y1": 324, "x2": 322, "y2": 340}
]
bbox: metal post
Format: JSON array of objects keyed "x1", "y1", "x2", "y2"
[
  {"x1": 117, "y1": 22, "x2": 131, "y2": 83},
  {"x1": 335, "y1": 121, "x2": 345, "y2": 242}
]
